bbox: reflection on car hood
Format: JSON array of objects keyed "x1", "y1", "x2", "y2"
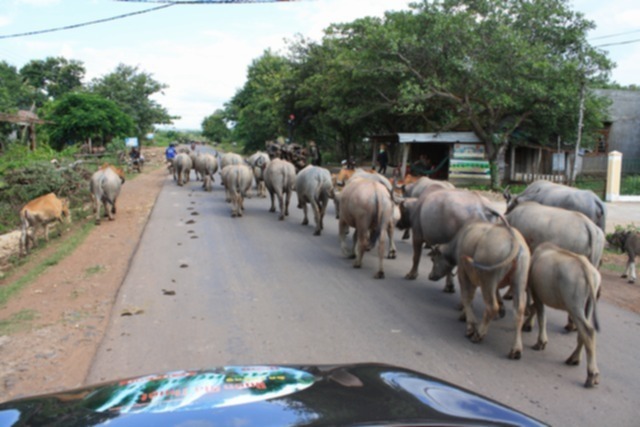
[{"x1": 0, "y1": 363, "x2": 548, "y2": 426}]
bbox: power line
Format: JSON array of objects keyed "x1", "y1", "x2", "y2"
[
  {"x1": 0, "y1": 4, "x2": 174, "y2": 40},
  {"x1": 115, "y1": 0, "x2": 296, "y2": 3},
  {"x1": 589, "y1": 28, "x2": 640, "y2": 41},
  {"x1": 595, "y1": 38, "x2": 640, "y2": 48}
]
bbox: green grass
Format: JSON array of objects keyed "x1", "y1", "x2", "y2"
[
  {"x1": 601, "y1": 263, "x2": 625, "y2": 274},
  {"x1": 0, "y1": 221, "x2": 94, "y2": 307},
  {"x1": 0, "y1": 309, "x2": 38, "y2": 335},
  {"x1": 84, "y1": 264, "x2": 105, "y2": 276}
]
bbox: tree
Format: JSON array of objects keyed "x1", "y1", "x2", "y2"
[
  {"x1": 350, "y1": 0, "x2": 612, "y2": 187},
  {"x1": 201, "y1": 109, "x2": 231, "y2": 143},
  {"x1": 43, "y1": 93, "x2": 134, "y2": 150},
  {"x1": 225, "y1": 50, "x2": 295, "y2": 153},
  {"x1": 89, "y1": 64, "x2": 174, "y2": 139},
  {"x1": 19, "y1": 57, "x2": 85, "y2": 107}
]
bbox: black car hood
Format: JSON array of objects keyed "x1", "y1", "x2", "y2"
[{"x1": 0, "y1": 363, "x2": 547, "y2": 426}]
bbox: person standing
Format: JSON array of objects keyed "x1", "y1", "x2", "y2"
[
  {"x1": 377, "y1": 146, "x2": 389, "y2": 175},
  {"x1": 308, "y1": 140, "x2": 321, "y2": 166}
]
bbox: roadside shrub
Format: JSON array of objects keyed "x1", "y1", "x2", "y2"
[{"x1": 0, "y1": 160, "x2": 93, "y2": 232}]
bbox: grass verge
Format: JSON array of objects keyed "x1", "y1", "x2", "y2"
[
  {"x1": 0, "y1": 221, "x2": 94, "y2": 307},
  {"x1": 0, "y1": 309, "x2": 38, "y2": 335}
]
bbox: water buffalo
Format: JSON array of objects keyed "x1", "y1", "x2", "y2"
[
  {"x1": 194, "y1": 153, "x2": 219, "y2": 192},
  {"x1": 221, "y1": 164, "x2": 253, "y2": 217},
  {"x1": 295, "y1": 165, "x2": 334, "y2": 235},
  {"x1": 504, "y1": 180, "x2": 606, "y2": 231},
  {"x1": 398, "y1": 177, "x2": 454, "y2": 239},
  {"x1": 527, "y1": 242, "x2": 601, "y2": 388},
  {"x1": 90, "y1": 164, "x2": 125, "y2": 225},
  {"x1": 429, "y1": 220, "x2": 530, "y2": 360},
  {"x1": 398, "y1": 188, "x2": 502, "y2": 292},
  {"x1": 19, "y1": 193, "x2": 71, "y2": 256},
  {"x1": 332, "y1": 168, "x2": 378, "y2": 219},
  {"x1": 507, "y1": 201, "x2": 605, "y2": 332},
  {"x1": 401, "y1": 176, "x2": 455, "y2": 198},
  {"x1": 264, "y1": 158, "x2": 296, "y2": 221},
  {"x1": 506, "y1": 201, "x2": 605, "y2": 268},
  {"x1": 606, "y1": 229, "x2": 640, "y2": 283},
  {"x1": 338, "y1": 178, "x2": 397, "y2": 279},
  {"x1": 173, "y1": 152, "x2": 192, "y2": 186},
  {"x1": 220, "y1": 152, "x2": 244, "y2": 170},
  {"x1": 247, "y1": 151, "x2": 271, "y2": 198}
]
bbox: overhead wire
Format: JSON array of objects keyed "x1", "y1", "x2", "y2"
[{"x1": 0, "y1": 3, "x2": 175, "y2": 40}]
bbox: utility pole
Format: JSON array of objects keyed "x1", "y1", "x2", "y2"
[{"x1": 571, "y1": 79, "x2": 586, "y2": 186}]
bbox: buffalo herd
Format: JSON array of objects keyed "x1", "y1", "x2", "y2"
[
  {"x1": 18, "y1": 145, "x2": 614, "y2": 389},
  {"x1": 167, "y1": 147, "x2": 616, "y2": 388}
]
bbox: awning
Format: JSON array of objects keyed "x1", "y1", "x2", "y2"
[{"x1": 398, "y1": 132, "x2": 481, "y2": 144}]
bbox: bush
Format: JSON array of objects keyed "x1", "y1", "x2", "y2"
[{"x1": 0, "y1": 160, "x2": 93, "y2": 233}]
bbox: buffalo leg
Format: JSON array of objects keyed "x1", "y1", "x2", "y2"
[{"x1": 405, "y1": 235, "x2": 424, "y2": 280}]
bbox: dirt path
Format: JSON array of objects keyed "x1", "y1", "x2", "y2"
[
  {"x1": 0, "y1": 150, "x2": 638, "y2": 403},
  {"x1": 0, "y1": 147, "x2": 168, "y2": 402}
]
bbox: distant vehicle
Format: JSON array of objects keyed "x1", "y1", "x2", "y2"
[{"x1": 0, "y1": 363, "x2": 546, "y2": 426}]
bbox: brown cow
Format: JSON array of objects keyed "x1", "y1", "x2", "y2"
[{"x1": 19, "y1": 193, "x2": 71, "y2": 256}]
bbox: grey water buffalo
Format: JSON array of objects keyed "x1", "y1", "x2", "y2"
[
  {"x1": 295, "y1": 165, "x2": 334, "y2": 235},
  {"x1": 337, "y1": 170, "x2": 400, "y2": 258},
  {"x1": 338, "y1": 178, "x2": 397, "y2": 279},
  {"x1": 528, "y1": 242, "x2": 601, "y2": 387},
  {"x1": 402, "y1": 176, "x2": 455, "y2": 198},
  {"x1": 247, "y1": 151, "x2": 271, "y2": 198},
  {"x1": 398, "y1": 188, "x2": 502, "y2": 292},
  {"x1": 264, "y1": 158, "x2": 296, "y2": 220},
  {"x1": 506, "y1": 201, "x2": 605, "y2": 268},
  {"x1": 173, "y1": 152, "x2": 192, "y2": 186},
  {"x1": 429, "y1": 220, "x2": 530, "y2": 359},
  {"x1": 399, "y1": 177, "x2": 454, "y2": 239},
  {"x1": 221, "y1": 164, "x2": 253, "y2": 217},
  {"x1": 194, "y1": 153, "x2": 219, "y2": 192},
  {"x1": 332, "y1": 168, "x2": 379, "y2": 219},
  {"x1": 220, "y1": 152, "x2": 244, "y2": 170},
  {"x1": 19, "y1": 193, "x2": 71, "y2": 256},
  {"x1": 505, "y1": 180, "x2": 606, "y2": 231},
  {"x1": 607, "y1": 229, "x2": 640, "y2": 283},
  {"x1": 90, "y1": 164, "x2": 125, "y2": 225}
]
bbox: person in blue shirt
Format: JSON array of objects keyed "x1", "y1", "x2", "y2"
[
  {"x1": 165, "y1": 143, "x2": 177, "y2": 173},
  {"x1": 165, "y1": 143, "x2": 177, "y2": 162}
]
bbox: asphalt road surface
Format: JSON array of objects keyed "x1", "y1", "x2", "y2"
[{"x1": 87, "y1": 165, "x2": 638, "y2": 426}]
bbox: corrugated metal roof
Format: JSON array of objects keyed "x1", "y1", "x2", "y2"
[{"x1": 398, "y1": 132, "x2": 481, "y2": 144}]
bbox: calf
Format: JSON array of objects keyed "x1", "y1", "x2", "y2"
[
  {"x1": 607, "y1": 229, "x2": 640, "y2": 283},
  {"x1": 527, "y1": 242, "x2": 601, "y2": 388},
  {"x1": 19, "y1": 193, "x2": 71, "y2": 256},
  {"x1": 429, "y1": 220, "x2": 530, "y2": 359}
]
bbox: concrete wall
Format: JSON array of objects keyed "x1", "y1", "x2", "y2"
[{"x1": 594, "y1": 89, "x2": 640, "y2": 158}]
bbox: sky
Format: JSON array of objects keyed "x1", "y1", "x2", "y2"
[{"x1": 0, "y1": 0, "x2": 639, "y2": 130}]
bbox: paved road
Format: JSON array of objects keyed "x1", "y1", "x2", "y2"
[{"x1": 87, "y1": 171, "x2": 639, "y2": 426}]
